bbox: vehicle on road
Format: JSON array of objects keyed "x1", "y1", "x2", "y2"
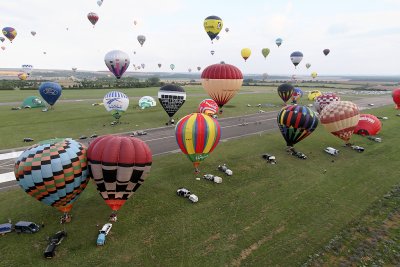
[
  {"x1": 15, "y1": 221, "x2": 40, "y2": 234},
  {"x1": 97, "y1": 223, "x2": 112, "y2": 246},
  {"x1": 44, "y1": 231, "x2": 67, "y2": 258},
  {"x1": 0, "y1": 223, "x2": 12, "y2": 235},
  {"x1": 324, "y1": 147, "x2": 339, "y2": 156},
  {"x1": 130, "y1": 131, "x2": 147, "y2": 136}
]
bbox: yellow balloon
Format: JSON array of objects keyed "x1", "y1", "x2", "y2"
[
  {"x1": 18, "y1": 72, "x2": 28, "y2": 80},
  {"x1": 241, "y1": 48, "x2": 251, "y2": 61},
  {"x1": 311, "y1": 72, "x2": 318, "y2": 79},
  {"x1": 308, "y1": 90, "x2": 322, "y2": 101},
  {"x1": 204, "y1": 16, "x2": 223, "y2": 41}
]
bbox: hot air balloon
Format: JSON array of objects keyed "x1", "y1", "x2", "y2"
[
  {"x1": 225, "y1": 27, "x2": 229, "y2": 33},
  {"x1": 0, "y1": 37, "x2": 4, "y2": 42},
  {"x1": 261, "y1": 48, "x2": 270, "y2": 59},
  {"x1": 320, "y1": 101, "x2": 360, "y2": 144},
  {"x1": 210, "y1": 50, "x2": 215, "y2": 55},
  {"x1": 241, "y1": 48, "x2": 251, "y2": 61},
  {"x1": 308, "y1": 90, "x2": 322, "y2": 101},
  {"x1": 22, "y1": 64, "x2": 33, "y2": 76},
  {"x1": 262, "y1": 73, "x2": 268, "y2": 81},
  {"x1": 277, "y1": 105, "x2": 319, "y2": 148},
  {"x1": 198, "y1": 99, "x2": 219, "y2": 116},
  {"x1": 103, "y1": 91, "x2": 129, "y2": 120},
  {"x1": 97, "y1": 0, "x2": 103, "y2": 7},
  {"x1": 175, "y1": 113, "x2": 221, "y2": 173},
  {"x1": 14, "y1": 138, "x2": 89, "y2": 220},
  {"x1": 134, "y1": 20, "x2": 138, "y2": 26},
  {"x1": 311, "y1": 72, "x2": 318, "y2": 79},
  {"x1": 133, "y1": 51, "x2": 136, "y2": 55},
  {"x1": 2, "y1": 27, "x2": 17, "y2": 42},
  {"x1": 139, "y1": 96, "x2": 156, "y2": 109},
  {"x1": 87, "y1": 12, "x2": 99, "y2": 27},
  {"x1": 158, "y1": 63, "x2": 162, "y2": 68},
  {"x1": 158, "y1": 84, "x2": 186, "y2": 123},
  {"x1": 290, "y1": 51, "x2": 303, "y2": 68},
  {"x1": 204, "y1": 15, "x2": 223, "y2": 42},
  {"x1": 43, "y1": 51, "x2": 47, "y2": 55},
  {"x1": 314, "y1": 93, "x2": 340, "y2": 113},
  {"x1": 141, "y1": 63, "x2": 145, "y2": 69},
  {"x1": 18, "y1": 73, "x2": 28, "y2": 81},
  {"x1": 197, "y1": 66, "x2": 201, "y2": 71},
  {"x1": 291, "y1": 87, "x2": 303, "y2": 104},
  {"x1": 38, "y1": 82, "x2": 62, "y2": 107},
  {"x1": 275, "y1": 38, "x2": 283, "y2": 47},
  {"x1": 104, "y1": 50, "x2": 130, "y2": 79},
  {"x1": 1, "y1": 46, "x2": 5, "y2": 50},
  {"x1": 323, "y1": 49, "x2": 330, "y2": 56},
  {"x1": 170, "y1": 64, "x2": 175, "y2": 71},
  {"x1": 31, "y1": 31, "x2": 36, "y2": 36},
  {"x1": 354, "y1": 114, "x2": 382, "y2": 136},
  {"x1": 201, "y1": 62, "x2": 243, "y2": 109},
  {"x1": 306, "y1": 63, "x2": 311, "y2": 69},
  {"x1": 137, "y1": 35, "x2": 146, "y2": 46},
  {"x1": 216, "y1": 36, "x2": 220, "y2": 41},
  {"x1": 392, "y1": 88, "x2": 400, "y2": 109},
  {"x1": 72, "y1": 67, "x2": 77, "y2": 72},
  {"x1": 277, "y1": 83, "x2": 294, "y2": 104},
  {"x1": 87, "y1": 135, "x2": 152, "y2": 217},
  {"x1": 188, "y1": 68, "x2": 192, "y2": 72},
  {"x1": 137, "y1": 66, "x2": 141, "y2": 70}
]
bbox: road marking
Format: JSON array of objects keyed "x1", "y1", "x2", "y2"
[
  {"x1": 0, "y1": 151, "x2": 23, "y2": 161},
  {"x1": 0, "y1": 172, "x2": 16, "y2": 183}
]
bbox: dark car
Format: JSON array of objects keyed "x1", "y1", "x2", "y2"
[
  {"x1": 90, "y1": 134, "x2": 98, "y2": 138},
  {"x1": 23, "y1": 138, "x2": 34, "y2": 142},
  {"x1": 79, "y1": 135, "x2": 88, "y2": 140},
  {"x1": 15, "y1": 221, "x2": 40, "y2": 233},
  {"x1": 44, "y1": 231, "x2": 67, "y2": 258},
  {"x1": 291, "y1": 151, "x2": 307, "y2": 159}
]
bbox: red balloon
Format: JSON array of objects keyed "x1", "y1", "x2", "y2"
[
  {"x1": 392, "y1": 88, "x2": 400, "y2": 109},
  {"x1": 198, "y1": 99, "x2": 219, "y2": 115},
  {"x1": 87, "y1": 12, "x2": 99, "y2": 26},
  {"x1": 354, "y1": 114, "x2": 382, "y2": 136},
  {"x1": 87, "y1": 135, "x2": 152, "y2": 212}
]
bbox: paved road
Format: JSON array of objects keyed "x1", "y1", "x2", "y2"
[{"x1": 0, "y1": 95, "x2": 393, "y2": 191}]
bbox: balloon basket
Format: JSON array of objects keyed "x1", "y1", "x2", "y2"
[{"x1": 109, "y1": 212, "x2": 118, "y2": 222}]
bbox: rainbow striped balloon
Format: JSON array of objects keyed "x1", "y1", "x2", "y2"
[{"x1": 175, "y1": 113, "x2": 221, "y2": 172}]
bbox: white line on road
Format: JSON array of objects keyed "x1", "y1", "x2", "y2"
[
  {"x1": 0, "y1": 172, "x2": 16, "y2": 183},
  {"x1": 0, "y1": 151, "x2": 23, "y2": 161}
]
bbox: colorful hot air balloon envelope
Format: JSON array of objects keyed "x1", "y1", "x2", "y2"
[
  {"x1": 198, "y1": 99, "x2": 219, "y2": 116},
  {"x1": 87, "y1": 12, "x2": 99, "y2": 27},
  {"x1": 290, "y1": 51, "x2": 303, "y2": 68},
  {"x1": 354, "y1": 114, "x2": 382, "y2": 136},
  {"x1": 104, "y1": 50, "x2": 130, "y2": 79},
  {"x1": 87, "y1": 135, "x2": 152, "y2": 212},
  {"x1": 261, "y1": 48, "x2": 270, "y2": 59},
  {"x1": 320, "y1": 101, "x2": 360, "y2": 143},
  {"x1": 137, "y1": 35, "x2": 146, "y2": 46},
  {"x1": 275, "y1": 38, "x2": 283, "y2": 47},
  {"x1": 241, "y1": 48, "x2": 251, "y2": 61},
  {"x1": 175, "y1": 113, "x2": 221, "y2": 172},
  {"x1": 2, "y1": 27, "x2": 17, "y2": 42},
  {"x1": 22, "y1": 64, "x2": 33, "y2": 76},
  {"x1": 201, "y1": 62, "x2": 243, "y2": 108},
  {"x1": 14, "y1": 138, "x2": 89, "y2": 214},
  {"x1": 38, "y1": 82, "x2": 62, "y2": 106},
  {"x1": 306, "y1": 63, "x2": 311, "y2": 69},
  {"x1": 311, "y1": 72, "x2": 318, "y2": 79},
  {"x1": 158, "y1": 84, "x2": 186, "y2": 119},
  {"x1": 314, "y1": 93, "x2": 340, "y2": 113},
  {"x1": 204, "y1": 15, "x2": 223, "y2": 42},
  {"x1": 323, "y1": 49, "x2": 330, "y2": 56},
  {"x1": 392, "y1": 88, "x2": 400, "y2": 109},
  {"x1": 170, "y1": 64, "x2": 175, "y2": 71},
  {"x1": 103, "y1": 91, "x2": 129, "y2": 120},
  {"x1": 277, "y1": 105, "x2": 319, "y2": 147},
  {"x1": 18, "y1": 73, "x2": 28, "y2": 80},
  {"x1": 308, "y1": 90, "x2": 322, "y2": 101},
  {"x1": 277, "y1": 83, "x2": 294, "y2": 104},
  {"x1": 0, "y1": 37, "x2": 4, "y2": 42},
  {"x1": 139, "y1": 96, "x2": 156, "y2": 109},
  {"x1": 291, "y1": 87, "x2": 303, "y2": 104}
]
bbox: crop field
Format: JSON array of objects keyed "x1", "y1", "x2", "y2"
[{"x1": 0, "y1": 104, "x2": 399, "y2": 266}]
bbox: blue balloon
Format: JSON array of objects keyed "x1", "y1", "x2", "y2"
[{"x1": 39, "y1": 82, "x2": 62, "y2": 106}]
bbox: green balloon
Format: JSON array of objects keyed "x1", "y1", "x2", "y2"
[{"x1": 261, "y1": 48, "x2": 270, "y2": 59}]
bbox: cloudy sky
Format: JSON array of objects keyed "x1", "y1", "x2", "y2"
[{"x1": 0, "y1": 0, "x2": 399, "y2": 75}]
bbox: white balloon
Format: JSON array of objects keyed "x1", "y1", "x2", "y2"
[
  {"x1": 104, "y1": 50, "x2": 130, "y2": 79},
  {"x1": 103, "y1": 91, "x2": 129, "y2": 112}
]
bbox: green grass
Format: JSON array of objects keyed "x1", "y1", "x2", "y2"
[
  {"x1": 0, "y1": 106, "x2": 399, "y2": 266},
  {"x1": 0, "y1": 85, "x2": 358, "y2": 150}
]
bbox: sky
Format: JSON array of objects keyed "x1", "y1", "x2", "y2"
[{"x1": 0, "y1": 0, "x2": 399, "y2": 76}]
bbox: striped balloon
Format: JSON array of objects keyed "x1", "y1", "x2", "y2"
[
  {"x1": 277, "y1": 105, "x2": 319, "y2": 147},
  {"x1": 277, "y1": 83, "x2": 294, "y2": 104},
  {"x1": 320, "y1": 101, "x2": 360, "y2": 143},
  {"x1": 104, "y1": 50, "x2": 130, "y2": 79},
  {"x1": 314, "y1": 93, "x2": 341, "y2": 113},
  {"x1": 198, "y1": 99, "x2": 219, "y2": 115},
  {"x1": 14, "y1": 139, "x2": 89, "y2": 213},
  {"x1": 175, "y1": 113, "x2": 221, "y2": 172},
  {"x1": 87, "y1": 135, "x2": 152, "y2": 212}
]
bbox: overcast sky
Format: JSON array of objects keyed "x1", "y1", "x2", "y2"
[{"x1": 0, "y1": 0, "x2": 399, "y2": 76}]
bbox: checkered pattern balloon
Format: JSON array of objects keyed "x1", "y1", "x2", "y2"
[{"x1": 314, "y1": 93, "x2": 340, "y2": 113}]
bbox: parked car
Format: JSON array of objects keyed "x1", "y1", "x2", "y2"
[
  {"x1": 261, "y1": 153, "x2": 277, "y2": 164},
  {"x1": 291, "y1": 151, "x2": 307, "y2": 159},
  {"x1": 351, "y1": 145, "x2": 365, "y2": 152},
  {"x1": 44, "y1": 231, "x2": 67, "y2": 258},
  {"x1": 324, "y1": 147, "x2": 339, "y2": 156},
  {"x1": 97, "y1": 223, "x2": 112, "y2": 246},
  {"x1": 15, "y1": 221, "x2": 40, "y2": 234},
  {"x1": 79, "y1": 136, "x2": 87, "y2": 140},
  {"x1": 203, "y1": 174, "x2": 215, "y2": 181},
  {"x1": 176, "y1": 188, "x2": 191, "y2": 198},
  {"x1": 367, "y1": 136, "x2": 382, "y2": 142},
  {"x1": 0, "y1": 223, "x2": 12, "y2": 235},
  {"x1": 90, "y1": 134, "x2": 98, "y2": 138},
  {"x1": 23, "y1": 138, "x2": 34, "y2": 142},
  {"x1": 188, "y1": 194, "x2": 199, "y2": 203},
  {"x1": 130, "y1": 131, "x2": 147, "y2": 137}
]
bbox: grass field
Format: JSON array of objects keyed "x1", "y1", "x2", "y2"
[
  {"x1": 0, "y1": 85, "x2": 358, "y2": 150},
  {"x1": 0, "y1": 105, "x2": 399, "y2": 266}
]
